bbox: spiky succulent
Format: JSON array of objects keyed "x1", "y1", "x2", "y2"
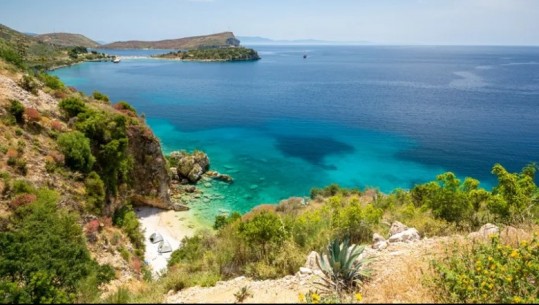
[{"x1": 315, "y1": 238, "x2": 371, "y2": 294}]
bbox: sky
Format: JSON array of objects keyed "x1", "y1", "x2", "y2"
[{"x1": 0, "y1": 0, "x2": 538, "y2": 45}]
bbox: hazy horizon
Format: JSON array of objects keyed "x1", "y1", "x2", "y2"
[{"x1": 1, "y1": 0, "x2": 538, "y2": 46}]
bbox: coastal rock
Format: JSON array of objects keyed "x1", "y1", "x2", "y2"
[
  {"x1": 389, "y1": 221, "x2": 409, "y2": 236},
  {"x1": 304, "y1": 251, "x2": 321, "y2": 271},
  {"x1": 169, "y1": 167, "x2": 179, "y2": 181},
  {"x1": 174, "y1": 150, "x2": 210, "y2": 183},
  {"x1": 388, "y1": 228, "x2": 420, "y2": 243},
  {"x1": 126, "y1": 125, "x2": 172, "y2": 211}
]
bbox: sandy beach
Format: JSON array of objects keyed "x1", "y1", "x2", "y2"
[{"x1": 135, "y1": 207, "x2": 206, "y2": 276}]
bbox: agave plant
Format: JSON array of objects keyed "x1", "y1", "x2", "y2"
[{"x1": 315, "y1": 238, "x2": 371, "y2": 296}]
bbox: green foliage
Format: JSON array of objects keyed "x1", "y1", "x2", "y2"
[
  {"x1": 213, "y1": 211, "x2": 241, "y2": 230},
  {"x1": 160, "y1": 47, "x2": 260, "y2": 61},
  {"x1": 411, "y1": 172, "x2": 485, "y2": 226},
  {"x1": 328, "y1": 196, "x2": 383, "y2": 244},
  {"x1": 59, "y1": 97, "x2": 87, "y2": 118},
  {"x1": 92, "y1": 91, "x2": 109, "y2": 103},
  {"x1": 57, "y1": 131, "x2": 95, "y2": 173},
  {"x1": 84, "y1": 171, "x2": 106, "y2": 215},
  {"x1": 8, "y1": 100, "x2": 24, "y2": 124},
  {"x1": 168, "y1": 235, "x2": 204, "y2": 267},
  {"x1": 113, "y1": 205, "x2": 144, "y2": 254},
  {"x1": 316, "y1": 238, "x2": 371, "y2": 297},
  {"x1": 310, "y1": 183, "x2": 360, "y2": 199},
  {"x1": 239, "y1": 211, "x2": 288, "y2": 258},
  {"x1": 37, "y1": 73, "x2": 64, "y2": 90},
  {"x1": 0, "y1": 43, "x2": 24, "y2": 68},
  {"x1": 487, "y1": 163, "x2": 538, "y2": 223},
  {"x1": 114, "y1": 101, "x2": 137, "y2": 114},
  {"x1": 0, "y1": 189, "x2": 97, "y2": 304},
  {"x1": 68, "y1": 46, "x2": 87, "y2": 59},
  {"x1": 432, "y1": 236, "x2": 539, "y2": 303},
  {"x1": 11, "y1": 179, "x2": 35, "y2": 195}
]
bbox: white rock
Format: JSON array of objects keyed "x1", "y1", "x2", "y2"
[
  {"x1": 388, "y1": 228, "x2": 420, "y2": 243},
  {"x1": 389, "y1": 221, "x2": 409, "y2": 236},
  {"x1": 299, "y1": 267, "x2": 313, "y2": 274}
]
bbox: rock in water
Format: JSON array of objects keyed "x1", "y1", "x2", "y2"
[{"x1": 174, "y1": 150, "x2": 210, "y2": 183}]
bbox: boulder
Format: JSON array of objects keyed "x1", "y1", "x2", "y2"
[
  {"x1": 372, "y1": 233, "x2": 389, "y2": 250},
  {"x1": 304, "y1": 251, "x2": 321, "y2": 270},
  {"x1": 468, "y1": 223, "x2": 499, "y2": 241},
  {"x1": 389, "y1": 221, "x2": 409, "y2": 236},
  {"x1": 175, "y1": 150, "x2": 210, "y2": 183},
  {"x1": 388, "y1": 228, "x2": 420, "y2": 243}
]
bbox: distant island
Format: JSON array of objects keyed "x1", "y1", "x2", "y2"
[
  {"x1": 154, "y1": 46, "x2": 260, "y2": 62},
  {"x1": 101, "y1": 32, "x2": 240, "y2": 50}
]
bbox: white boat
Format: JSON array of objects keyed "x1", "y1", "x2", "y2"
[{"x1": 113, "y1": 57, "x2": 121, "y2": 63}]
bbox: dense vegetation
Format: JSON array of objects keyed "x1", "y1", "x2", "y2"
[
  {"x1": 156, "y1": 46, "x2": 260, "y2": 61},
  {"x1": 125, "y1": 162, "x2": 538, "y2": 303},
  {"x1": 0, "y1": 188, "x2": 114, "y2": 303}
]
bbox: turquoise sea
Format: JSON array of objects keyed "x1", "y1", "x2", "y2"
[{"x1": 52, "y1": 45, "x2": 539, "y2": 220}]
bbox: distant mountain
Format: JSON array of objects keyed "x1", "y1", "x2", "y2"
[
  {"x1": 35, "y1": 33, "x2": 100, "y2": 48},
  {"x1": 238, "y1": 36, "x2": 370, "y2": 45},
  {"x1": 102, "y1": 32, "x2": 240, "y2": 50},
  {"x1": 24, "y1": 32, "x2": 38, "y2": 37}
]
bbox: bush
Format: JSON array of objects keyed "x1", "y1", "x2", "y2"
[
  {"x1": 113, "y1": 206, "x2": 144, "y2": 253},
  {"x1": 57, "y1": 131, "x2": 95, "y2": 173},
  {"x1": 38, "y1": 73, "x2": 64, "y2": 90},
  {"x1": 213, "y1": 211, "x2": 241, "y2": 230},
  {"x1": 0, "y1": 45, "x2": 24, "y2": 68},
  {"x1": 8, "y1": 100, "x2": 24, "y2": 124},
  {"x1": 18, "y1": 75, "x2": 39, "y2": 95},
  {"x1": 0, "y1": 188, "x2": 96, "y2": 304},
  {"x1": 24, "y1": 107, "x2": 41, "y2": 123},
  {"x1": 113, "y1": 101, "x2": 137, "y2": 115},
  {"x1": 59, "y1": 97, "x2": 87, "y2": 118},
  {"x1": 431, "y1": 236, "x2": 539, "y2": 303},
  {"x1": 84, "y1": 172, "x2": 106, "y2": 215},
  {"x1": 92, "y1": 91, "x2": 109, "y2": 103}
]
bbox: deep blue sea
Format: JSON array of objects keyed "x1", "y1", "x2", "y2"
[{"x1": 52, "y1": 45, "x2": 539, "y2": 219}]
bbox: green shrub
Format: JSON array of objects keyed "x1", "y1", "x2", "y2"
[
  {"x1": 59, "y1": 97, "x2": 87, "y2": 118},
  {"x1": 0, "y1": 188, "x2": 96, "y2": 304},
  {"x1": 0, "y1": 45, "x2": 24, "y2": 68},
  {"x1": 92, "y1": 91, "x2": 109, "y2": 103},
  {"x1": 8, "y1": 100, "x2": 24, "y2": 124},
  {"x1": 11, "y1": 179, "x2": 35, "y2": 195},
  {"x1": 213, "y1": 211, "x2": 241, "y2": 230},
  {"x1": 487, "y1": 163, "x2": 538, "y2": 223},
  {"x1": 38, "y1": 73, "x2": 64, "y2": 90},
  {"x1": 431, "y1": 236, "x2": 539, "y2": 303},
  {"x1": 239, "y1": 211, "x2": 288, "y2": 259},
  {"x1": 57, "y1": 131, "x2": 95, "y2": 173},
  {"x1": 84, "y1": 172, "x2": 105, "y2": 215},
  {"x1": 113, "y1": 206, "x2": 144, "y2": 253},
  {"x1": 114, "y1": 101, "x2": 137, "y2": 114}
]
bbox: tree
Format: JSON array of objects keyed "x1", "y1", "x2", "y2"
[
  {"x1": 0, "y1": 189, "x2": 93, "y2": 303},
  {"x1": 57, "y1": 131, "x2": 95, "y2": 173}
]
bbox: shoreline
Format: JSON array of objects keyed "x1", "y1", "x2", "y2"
[{"x1": 135, "y1": 206, "x2": 210, "y2": 276}]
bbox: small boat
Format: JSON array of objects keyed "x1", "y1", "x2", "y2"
[{"x1": 113, "y1": 57, "x2": 121, "y2": 63}]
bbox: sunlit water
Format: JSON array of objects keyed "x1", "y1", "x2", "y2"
[{"x1": 52, "y1": 45, "x2": 539, "y2": 220}]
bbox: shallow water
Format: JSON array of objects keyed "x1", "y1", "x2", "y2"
[{"x1": 52, "y1": 45, "x2": 539, "y2": 220}]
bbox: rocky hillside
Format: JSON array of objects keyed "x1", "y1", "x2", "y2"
[
  {"x1": 0, "y1": 23, "x2": 110, "y2": 69},
  {"x1": 0, "y1": 55, "x2": 176, "y2": 301},
  {"x1": 101, "y1": 32, "x2": 240, "y2": 50},
  {"x1": 35, "y1": 32, "x2": 100, "y2": 48}
]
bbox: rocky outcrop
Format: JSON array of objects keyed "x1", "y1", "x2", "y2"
[
  {"x1": 372, "y1": 221, "x2": 420, "y2": 250},
  {"x1": 372, "y1": 233, "x2": 389, "y2": 250},
  {"x1": 127, "y1": 125, "x2": 172, "y2": 209},
  {"x1": 206, "y1": 170, "x2": 234, "y2": 183},
  {"x1": 172, "y1": 150, "x2": 210, "y2": 183},
  {"x1": 388, "y1": 228, "x2": 420, "y2": 243}
]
